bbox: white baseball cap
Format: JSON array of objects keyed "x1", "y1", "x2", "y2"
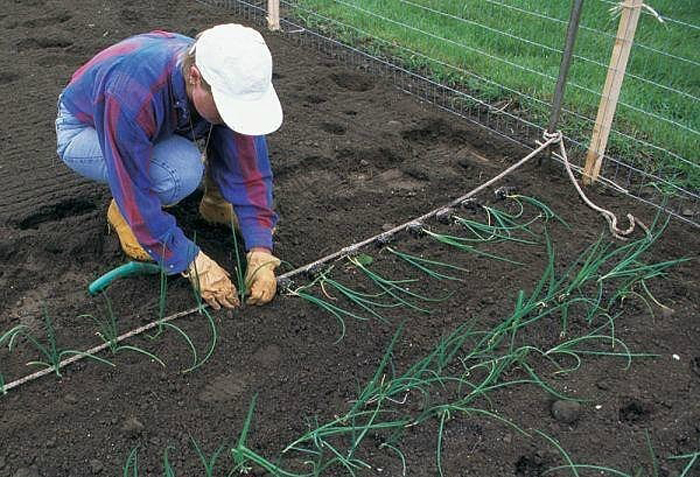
[{"x1": 193, "y1": 24, "x2": 283, "y2": 136}]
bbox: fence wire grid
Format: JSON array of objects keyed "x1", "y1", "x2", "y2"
[{"x1": 197, "y1": 0, "x2": 700, "y2": 227}]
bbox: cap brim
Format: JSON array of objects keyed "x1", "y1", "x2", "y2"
[{"x1": 211, "y1": 84, "x2": 283, "y2": 136}]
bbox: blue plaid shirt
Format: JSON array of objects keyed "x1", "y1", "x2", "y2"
[{"x1": 60, "y1": 31, "x2": 277, "y2": 273}]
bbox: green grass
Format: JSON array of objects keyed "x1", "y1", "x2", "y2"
[{"x1": 290, "y1": 0, "x2": 700, "y2": 191}]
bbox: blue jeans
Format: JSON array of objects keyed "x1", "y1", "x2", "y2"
[{"x1": 55, "y1": 97, "x2": 204, "y2": 206}]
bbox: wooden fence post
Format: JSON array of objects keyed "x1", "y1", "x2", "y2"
[
  {"x1": 582, "y1": 0, "x2": 643, "y2": 185},
  {"x1": 267, "y1": 0, "x2": 281, "y2": 31}
]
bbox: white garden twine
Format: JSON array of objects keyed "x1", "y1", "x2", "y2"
[{"x1": 609, "y1": 1, "x2": 665, "y2": 23}]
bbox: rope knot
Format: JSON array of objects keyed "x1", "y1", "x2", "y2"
[
  {"x1": 542, "y1": 130, "x2": 562, "y2": 143},
  {"x1": 610, "y1": 2, "x2": 664, "y2": 23}
]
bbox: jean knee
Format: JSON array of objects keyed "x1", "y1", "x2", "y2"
[
  {"x1": 58, "y1": 127, "x2": 109, "y2": 183},
  {"x1": 152, "y1": 135, "x2": 204, "y2": 205},
  {"x1": 175, "y1": 156, "x2": 204, "y2": 202}
]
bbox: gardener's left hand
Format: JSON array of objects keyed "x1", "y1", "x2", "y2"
[{"x1": 245, "y1": 248, "x2": 281, "y2": 306}]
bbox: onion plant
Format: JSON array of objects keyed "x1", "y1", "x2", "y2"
[
  {"x1": 288, "y1": 253, "x2": 455, "y2": 342},
  {"x1": 0, "y1": 325, "x2": 25, "y2": 352},
  {"x1": 148, "y1": 261, "x2": 171, "y2": 338},
  {"x1": 129, "y1": 204, "x2": 685, "y2": 475},
  {"x1": 426, "y1": 194, "x2": 570, "y2": 263},
  {"x1": 230, "y1": 218, "x2": 247, "y2": 303},
  {"x1": 2, "y1": 309, "x2": 114, "y2": 377},
  {"x1": 452, "y1": 202, "x2": 540, "y2": 244},
  {"x1": 159, "y1": 262, "x2": 168, "y2": 319},
  {"x1": 228, "y1": 394, "x2": 334, "y2": 476},
  {"x1": 190, "y1": 436, "x2": 227, "y2": 477},
  {"x1": 230, "y1": 221, "x2": 289, "y2": 305},
  {"x1": 386, "y1": 247, "x2": 467, "y2": 282},
  {"x1": 645, "y1": 430, "x2": 660, "y2": 477},
  {"x1": 669, "y1": 451, "x2": 700, "y2": 477},
  {"x1": 83, "y1": 295, "x2": 165, "y2": 367},
  {"x1": 278, "y1": 224, "x2": 682, "y2": 474},
  {"x1": 230, "y1": 393, "x2": 257, "y2": 473},
  {"x1": 348, "y1": 256, "x2": 452, "y2": 314},
  {"x1": 452, "y1": 214, "x2": 538, "y2": 245},
  {"x1": 141, "y1": 262, "x2": 200, "y2": 372},
  {"x1": 556, "y1": 219, "x2": 686, "y2": 327},
  {"x1": 0, "y1": 371, "x2": 6, "y2": 396},
  {"x1": 534, "y1": 429, "x2": 580, "y2": 477},
  {"x1": 148, "y1": 319, "x2": 199, "y2": 373},
  {"x1": 123, "y1": 447, "x2": 139, "y2": 477},
  {"x1": 536, "y1": 430, "x2": 668, "y2": 477},
  {"x1": 123, "y1": 245, "x2": 170, "y2": 344},
  {"x1": 163, "y1": 446, "x2": 177, "y2": 477},
  {"x1": 543, "y1": 464, "x2": 640, "y2": 477},
  {"x1": 183, "y1": 302, "x2": 219, "y2": 374},
  {"x1": 320, "y1": 275, "x2": 397, "y2": 323},
  {"x1": 287, "y1": 268, "x2": 371, "y2": 343},
  {"x1": 451, "y1": 193, "x2": 568, "y2": 245},
  {"x1": 422, "y1": 228, "x2": 525, "y2": 265},
  {"x1": 505, "y1": 193, "x2": 569, "y2": 227},
  {"x1": 183, "y1": 242, "x2": 220, "y2": 373}
]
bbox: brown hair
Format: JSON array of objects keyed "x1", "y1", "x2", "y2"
[{"x1": 181, "y1": 39, "x2": 212, "y2": 93}]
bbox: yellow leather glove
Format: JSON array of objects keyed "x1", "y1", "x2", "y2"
[
  {"x1": 183, "y1": 251, "x2": 239, "y2": 310},
  {"x1": 245, "y1": 249, "x2": 281, "y2": 306}
]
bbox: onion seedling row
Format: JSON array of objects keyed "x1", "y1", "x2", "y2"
[
  {"x1": 118, "y1": 207, "x2": 683, "y2": 475},
  {"x1": 1, "y1": 310, "x2": 115, "y2": 378},
  {"x1": 0, "y1": 268, "x2": 223, "y2": 394},
  {"x1": 122, "y1": 310, "x2": 676, "y2": 475},
  {"x1": 0, "y1": 191, "x2": 589, "y2": 394},
  {"x1": 289, "y1": 195, "x2": 562, "y2": 340}
]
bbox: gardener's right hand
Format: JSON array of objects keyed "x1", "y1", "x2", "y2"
[{"x1": 183, "y1": 251, "x2": 239, "y2": 310}]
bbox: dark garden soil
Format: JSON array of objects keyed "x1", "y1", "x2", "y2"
[{"x1": 1, "y1": 1, "x2": 699, "y2": 476}]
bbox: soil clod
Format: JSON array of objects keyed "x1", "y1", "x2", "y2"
[
  {"x1": 121, "y1": 417, "x2": 145, "y2": 438},
  {"x1": 515, "y1": 451, "x2": 552, "y2": 476},
  {"x1": 89, "y1": 459, "x2": 103, "y2": 474},
  {"x1": 619, "y1": 398, "x2": 653, "y2": 423},
  {"x1": 12, "y1": 468, "x2": 40, "y2": 477},
  {"x1": 551, "y1": 399, "x2": 582, "y2": 424},
  {"x1": 64, "y1": 393, "x2": 78, "y2": 404}
]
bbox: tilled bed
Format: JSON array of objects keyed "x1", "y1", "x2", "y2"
[{"x1": 0, "y1": 1, "x2": 698, "y2": 476}]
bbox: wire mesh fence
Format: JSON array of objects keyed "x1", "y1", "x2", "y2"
[{"x1": 197, "y1": 0, "x2": 700, "y2": 227}]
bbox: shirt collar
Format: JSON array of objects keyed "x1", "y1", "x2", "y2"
[{"x1": 171, "y1": 50, "x2": 190, "y2": 120}]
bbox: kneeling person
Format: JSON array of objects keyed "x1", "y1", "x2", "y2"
[{"x1": 55, "y1": 24, "x2": 283, "y2": 309}]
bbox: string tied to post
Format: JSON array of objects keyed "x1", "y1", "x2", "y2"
[
  {"x1": 548, "y1": 129, "x2": 649, "y2": 241},
  {"x1": 609, "y1": 1, "x2": 665, "y2": 23}
]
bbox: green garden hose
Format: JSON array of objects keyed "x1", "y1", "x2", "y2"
[{"x1": 88, "y1": 261, "x2": 162, "y2": 296}]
